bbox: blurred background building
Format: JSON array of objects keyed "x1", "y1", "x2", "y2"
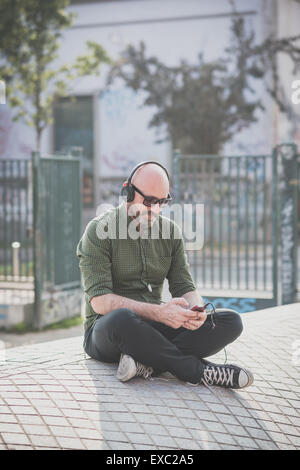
[
  {"x1": 0, "y1": 0, "x2": 299, "y2": 329},
  {"x1": 1, "y1": 0, "x2": 299, "y2": 225}
]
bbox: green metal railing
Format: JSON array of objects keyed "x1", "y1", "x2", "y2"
[
  {"x1": 174, "y1": 154, "x2": 275, "y2": 287},
  {"x1": 0, "y1": 159, "x2": 33, "y2": 282},
  {"x1": 0, "y1": 153, "x2": 82, "y2": 327},
  {"x1": 172, "y1": 146, "x2": 299, "y2": 310},
  {"x1": 298, "y1": 152, "x2": 300, "y2": 300},
  {"x1": 32, "y1": 152, "x2": 82, "y2": 328},
  {"x1": 36, "y1": 154, "x2": 82, "y2": 288}
]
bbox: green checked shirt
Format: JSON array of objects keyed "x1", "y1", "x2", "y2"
[{"x1": 76, "y1": 202, "x2": 196, "y2": 332}]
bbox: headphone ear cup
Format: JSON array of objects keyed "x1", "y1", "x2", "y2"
[
  {"x1": 121, "y1": 182, "x2": 135, "y2": 202},
  {"x1": 126, "y1": 184, "x2": 135, "y2": 202},
  {"x1": 121, "y1": 185, "x2": 128, "y2": 197}
]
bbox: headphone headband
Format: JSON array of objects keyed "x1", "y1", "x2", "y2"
[
  {"x1": 126, "y1": 161, "x2": 170, "y2": 185},
  {"x1": 121, "y1": 161, "x2": 170, "y2": 202}
]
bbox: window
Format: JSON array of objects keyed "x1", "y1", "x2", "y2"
[{"x1": 53, "y1": 95, "x2": 94, "y2": 208}]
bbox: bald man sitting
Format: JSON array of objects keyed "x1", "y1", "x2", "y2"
[{"x1": 77, "y1": 162, "x2": 254, "y2": 389}]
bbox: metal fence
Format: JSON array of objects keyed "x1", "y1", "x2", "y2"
[
  {"x1": 0, "y1": 153, "x2": 82, "y2": 328},
  {"x1": 32, "y1": 152, "x2": 82, "y2": 328},
  {"x1": 35, "y1": 155, "x2": 82, "y2": 289},
  {"x1": 0, "y1": 159, "x2": 33, "y2": 282},
  {"x1": 173, "y1": 143, "x2": 299, "y2": 311},
  {"x1": 1, "y1": 144, "x2": 298, "y2": 321}
]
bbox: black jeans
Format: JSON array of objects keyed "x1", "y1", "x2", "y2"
[{"x1": 83, "y1": 308, "x2": 243, "y2": 384}]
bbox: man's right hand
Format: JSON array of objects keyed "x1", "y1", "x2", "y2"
[{"x1": 158, "y1": 298, "x2": 202, "y2": 329}]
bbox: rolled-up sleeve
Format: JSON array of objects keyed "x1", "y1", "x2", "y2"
[
  {"x1": 167, "y1": 225, "x2": 196, "y2": 298},
  {"x1": 76, "y1": 219, "x2": 113, "y2": 303}
]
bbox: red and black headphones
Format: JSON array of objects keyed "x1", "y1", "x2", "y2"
[{"x1": 121, "y1": 161, "x2": 171, "y2": 202}]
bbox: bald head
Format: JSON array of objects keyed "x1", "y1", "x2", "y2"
[
  {"x1": 126, "y1": 163, "x2": 170, "y2": 228},
  {"x1": 131, "y1": 163, "x2": 169, "y2": 199}
]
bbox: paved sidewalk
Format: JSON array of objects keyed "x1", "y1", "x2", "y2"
[
  {"x1": 0, "y1": 324, "x2": 83, "y2": 349},
  {"x1": 0, "y1": 303, "x2": 299, "y2": 450}
]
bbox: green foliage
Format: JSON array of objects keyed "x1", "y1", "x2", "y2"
[
  {"x1": 0, "y1": 0, "x2": 111, "y2": 150},
  {"x1": 107, "y1": 14, "x2": 300, "y2": 154},
  {"x1": 227, "y1": 15, "x2": 300, "y2": 115},
  {"x1": 43, "y1": 315, "x2": 83, "y2": 331},
  {"x1": 107, "y1": 41, "x2": 261, "y2": 154},
  {"x1": 0, "y1": 315, "x2": 83, "y2": 334}
]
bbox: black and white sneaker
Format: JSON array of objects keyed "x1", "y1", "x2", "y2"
[
  {"x1": 188, "y1": 362, "x2": 254, "y2": 389},
  {"x1": 116, "y1": 353, "x2": 154, "y2": 382}
]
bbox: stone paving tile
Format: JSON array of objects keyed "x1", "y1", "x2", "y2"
[
  {"x1": 61, "y1": 408, "x2": 87, "y2": 419},
  {"x1": 74, "y1": 427, "x2": 103, "y2": 440},
  {"x1": 178, "y1": 417, "x2": 210, "y2": 431},
  {"x1": 6, "y1": 444, "x2": 33, "y2": 450},
  {"x1": 9, "y1": 406, "x2": 37, "y2": 415},
  {"x1": 109, "y1": 412, "x2": 137, "y2": 423},
  {"x1": 289, "y1": 435, "x2": 300, "y2": 447},
  {"x1": 236, "y1": 416, "x2": 262, "y2": 428},
  {"x1": 134, "y1": 444, "x2": 158, "y2": 450},
  {"x1": 125, "y1": 403, "x2": 150, "y2": 413},
  {"x1": 1, "y1": 432, "x2": 31, "y2": 446},
  {"x1": 107, "y1": 441, "x2": 132, "y2": 450},
  {"x1": 102, "y1": 430, "x2": 128, "y2": 442},
  {"x1": 256, "y1": 419, "x2": 281, "y2": 433},
  {"x1": 0, "y1": 413, "x2": 18, "y2": 423},
  {"x1": 42, "y1": 415, "x2": 69, "y2": 426},
  {"x1": 141, "y1": 423, "x2": 170, "y2": 436},
  {"x1": 170, "y1": 407, "x2": 196, "y2": 419},
  {"x1": 126, "y1": 432, "x2": 154, "y2": 446},
  {"x1": 173, "y1": 438, "x2": 201, "y2": 450},
  {"x1": 268, "y1": 431, "x2": 294, "y2": 445},
  {"x1": 0, "y1": 422, "x2": 23, "y2": 433},
  {"x1": 151, "y1": 434, "x2": 177, "y2": 448},
  {"x1": 0, "y1": 304, "x2": 300, "y2": 450},
  {"x1": 118, "y1": 422, "x2": 144, "y2": 434},
  {"x1": 67, "y1": 417, "x2": 95, "y2": 429},
  {"x1": 276, "y1": 443, "x2": 297, "y2": 450},
  {"x1": 157, "y1": 415, "x2": 182, "y2": 427},
  {"x1": 97, "y1": 420, "x2": 119, "y2": 432},
  {"x1": 277, "y1": 422, "x2": 300, "y2": 436},
  {"x1": 56, "y1": 436, "x2": 85, "y2": 450},
  {"x1": 29, "y1": 434, "x2": 59, "y2": 448},
  {"x1": 233, "y1": 436, "x2": 260, "y2": 449},
  {"x1": 134, "y1": 413, "x2": 160, "y2": 424},
  {"x1": 49, "y1": 425, "x2": 78, "y2": 438},
  {"x1": 81, "y1": 439, "x2": 108, "y2": 450},
  {"x1": 22, "y1": 424, "x2": 52, "y2": 436},
  {"x1": 168, "y1": 426, "x2": 193, "y2": 439}
]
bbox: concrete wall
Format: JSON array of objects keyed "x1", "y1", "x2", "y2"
[
  {"x1": 277, "y1": 0, "x2": 300, "y2": 147},
  {"x1": 1, "y1": 0, "x2": 294, "y2": 200}
]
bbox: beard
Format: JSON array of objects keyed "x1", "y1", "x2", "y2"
[{"x1": 128, "y1": 203, "x2": 158, "y2": 230}]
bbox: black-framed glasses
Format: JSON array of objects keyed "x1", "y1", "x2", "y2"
[{"x1": 131, "y1": 184, "x2": 172, "y2": 207}]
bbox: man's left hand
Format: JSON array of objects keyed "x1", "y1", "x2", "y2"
[{"x1": 183, "y1": 310, "x2": 207, "y2": 330}]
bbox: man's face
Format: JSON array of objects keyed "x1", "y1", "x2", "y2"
[
  {"x1": 126, "y1": 164, "x2": 170, "y2": 230},
  {"x1": 127, "y1": 176, "x2": 170, "y2": 229}
]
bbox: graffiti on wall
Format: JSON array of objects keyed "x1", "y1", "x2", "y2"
[
  {"x1": 202, "y1": 297, "x2": 257, "y2": 313},
  {"x1": 99, "y1": 87, "x2": 168, "y2": 178}
]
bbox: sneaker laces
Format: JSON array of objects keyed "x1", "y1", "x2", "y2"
[
  {"x1": 202, "y1": 365, "x2": 234, "y2": 387},
  {"x1": 135, "y1": 361, "x2": 154, "y2": 379}
]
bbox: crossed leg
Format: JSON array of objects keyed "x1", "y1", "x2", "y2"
[{"x1": 84, "y1": 308, "x2": 243, "y2": 384}]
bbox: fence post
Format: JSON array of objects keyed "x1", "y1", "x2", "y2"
[
  {"x1": 32, "y1": 151, "x2": 42, "y2": 329},
  {"x1": 272, "y1": 147, "x2": 279, "y2": 305},
  {"x1": 172, "y1": 149, "x2": 181, "y2": 204},
  {"x1": 277, "y1": 143, "x2": 298, "y2": 305}
]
